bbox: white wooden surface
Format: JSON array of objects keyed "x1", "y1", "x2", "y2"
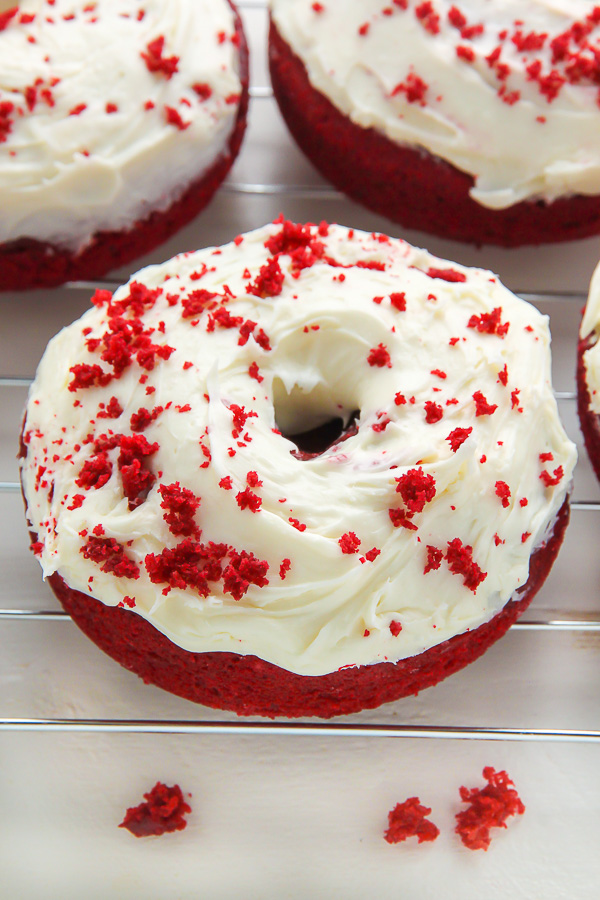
[{"x1": 1, "y1": 3, "x2": 600, "y2": 897}]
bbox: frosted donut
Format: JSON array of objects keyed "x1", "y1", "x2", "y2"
[
  {"x1": 269, "y1": 0, "x2": 600, "y2": 245},
  {"x1": 0, "y1": 0, "x2": 248, "y2": 289},
  {"x1": 577, "y1": 262, "x2": 600, "y2": 481},
  {"x1": 20, "y1": 220, "x2": 576, "y2": 717}
]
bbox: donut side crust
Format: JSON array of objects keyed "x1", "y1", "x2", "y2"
[{"x1": 45, "y1": 498, "x2": 569, "y2": 719}]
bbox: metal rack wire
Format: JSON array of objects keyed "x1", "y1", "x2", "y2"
[{"x1": 2, "y1": 0, "x2": 600, "y2": 746}]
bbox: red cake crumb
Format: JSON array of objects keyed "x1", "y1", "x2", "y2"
[
  {"x1": 395, "y1": 467, "x2": 436, "y2": 513},
  {"x1": 119, "y1": 782, "x2": 191, "y2": 838},
  {"x1": 446, "y1": 538, "x2": 486, "y2": 592},
  {"x1": 118, "y1": 434, "x2": 159, "y2": 508},
  {"x1": 495, "y1": 481, "x2": 511, "y2": 508},
  {"x1": 424, "y1": 400, "x2": 443, "y2": 423},
  {"x1": 455, "y1": 767, "x2": 525, "y2": 851},
  {"x1": 81, "y1": 535, "x2": 140, "y2": 579},
  {"x1": 426, "y1": 267, "x2": 466, "y2": 283},
  {"x1": 141, "y1": 36, "x2": 180, "y2": 80},
  {"x1": 159, "y1": 482, "x2": 201, "y2": 537},
  {"x1": 424, "y1": 545, "x2": 443, "y2": 573},
  {"x1": 384, "y1": 797, "x2": 440, "y2": 844},
  {"x1": 339, "y1": 531, "x2": 361, "y2": 554},
  {"x1": 446, "y1": 426, "x2": 472, "y2": 451},
  {"x1": 468, "y1": 307, "x2": 510, "y2": 337},
  {"x1": 246, "y1": 257, "x2": 285, "y2": 298},
  {"x1": 367, "y1": 343, "x2": 392, "y2": 368},
  {"x1": 473, "y1": 391, "x2": 498, "y2": 417}
]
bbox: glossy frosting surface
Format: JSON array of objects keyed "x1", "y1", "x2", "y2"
[
  {"x1": 21, "y1": 222, "x2": 576, "y2": 675},
  {"x1": 0, "y1": 0, "x2": 242, "y2": 250},
  {"x1": 271, "y1": 0, "x2": 600, "y2": 209}
]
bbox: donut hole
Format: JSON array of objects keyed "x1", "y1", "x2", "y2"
[{"x1": 272, "y1": 377, "x2": 360, "y2": 458}]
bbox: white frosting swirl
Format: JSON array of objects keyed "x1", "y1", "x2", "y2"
[
  {"x1": 271, "y1": 0, "x2": 600, "y2": 209},
  {"x1": 20, "y1": 222, "x2": 576, "y2": 676},
  {"x1": 0, "y1": 0, "x2": 242, "y2": 251}
]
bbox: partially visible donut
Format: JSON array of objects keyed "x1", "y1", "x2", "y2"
[
  {"x1": 269, "y1": 1, "x2": 600, "y2": 246},
  {"x1": 577, "y1": 262, "x2": 600, "y2": 481},
  {"x1": 0, "y1": 0, "x2": 248, "y2": 290},
  {"x1": 20, "y1": 220, "x2": 576, "y2": 716}
]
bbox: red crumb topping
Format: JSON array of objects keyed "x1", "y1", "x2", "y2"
[
  {"x1": 473, "y1": 391, "x2": 498, "y2": 417},
  {"x1": 81, "y1": 536, "x2": 140, "y2": 579},
  {"x1": 279, "y1": 558, "x2": 291, "y2": 579},
  {"x1": 367, "y1": 343, "x2": 392, "y2": 367},
  {"x1": 424, "y1": 401, "x2": 443, "y2": 424},
  {"x1": 540, "y1": 465, "x2": 563, "y2": 486},
  {"x1": 455, "y1": 767, "x2": 525, "y2": 851},
  {"x1": 192, "y1": 82, "x2": 212, "y2": 101},
  {"x1": 363, "y1": 547, "x2": 381, "y2": 562},
  {"x1": 164, "y1": 105, "x2": 189, "y2": 130},
  {"x1": 389, "y1": 292, "x2": 407, "y2": 311},
  {"x1": 467, "y1": 307, "x2": 510, "y2": 338},
  {"x1": 0, "y1": 8, "x2": 18, "y2": 32},
  {"x1": 415, "y1": 2, "x2": 440, "y2": 35},
  {"x1": 145, "y1": 539, "x2": 269, "y2": 601},
  {"x1": 424, "y1": 545, "x2": 443, "y2": 574},
  {"x1": 248, "y1": 361, "x2": 264, "y2": 383},
  {"x1": 130, "y1": 405, "x2": 163, "y2": 432},
  {"x1": 141, "y1": 36, "x2": 179, "y2": 79},
  {"x1": 392, "y1": 71, "x2": 429, "y2": 105},
  {"x1": 159, "y1": 482, "x2": 200, "y2": 537},
  {"x1": 339, "y1": 531, "x2": 361, "y2": 554},
  {"x1": 495, "y1": 481, "x2": 511, "y2": 508},
  {"x1": 395, "y1": 467, "x2": 436, "y2": 514},
  {"x1": 389, "y1": 619, "x2": 403, "y2": 636},
  {"x1": 0, "y1": 99, "x2": 15, "y2": 143},
  {"x1": 181, "y1": 289, "x2": 218, "y2": 318},
  {"x1": 446, "y1": 538, "x2": 487, "y2": 592},
  {"x1": 68, "y1": 363, "x2": 112, "y2": 392},
  {"x1": 236, "y1": 488, "x2": 262, "y2": 513},
  {"x1": 446, "y1": 426, "x2": 472, "y2": 452},
  {"x1": 289, "y1": 517, "x2": 306, "y2": 532},
  {"x1": 384, "y1": 797, "x2": 440, "y2": 844},
  {"x1": 97, "y1": 396, "x2": 123, "y2": 420},
  {"x1": 76, "y1": 452, "x2": 112, "y2": 490},
  {"x1": 246, "y1": 257, "x2": 285, "y2": 298},
  {"x1": 228, "y1": 403, "x2": 258, "y2": 439},
  {"x1": 388, "y1": 508, "x2": 418, "y2": 530},
  {"x1": 118, "y1": 434, "x2": 159, "y2": 508},
  {"x1": 394, "y1": 392, "x2": 407, "y2": 406},
  {"x1": 426, "y1": 267, "x2": 466, "y2": 283},
  {"x1": 119, "y1": 782, "x2": 191, "y2": 838}
]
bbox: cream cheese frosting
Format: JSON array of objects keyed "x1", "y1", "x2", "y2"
[
  {"x1": 20, "y1": 221, "x2": 576, "y2": 676},
  {"x1": 270, "y1": 0, "x2": 600, "y2": 209},
  {"x1": 0, "y1": 0, "x2": 242, "y2": 252},
  {"x1": 580, "y1": 261, "x2": 600, "y2": 413}
]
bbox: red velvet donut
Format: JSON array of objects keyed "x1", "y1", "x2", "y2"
[
  {"x1": 268, "y1": 11, "x2": 600, "y2": 247},
  {"x1": 0, "y1": 1, "x2": 249, "y2": 290},
  {"x1": 20, "y1": 221, "x2": 576, "y2": 717}
]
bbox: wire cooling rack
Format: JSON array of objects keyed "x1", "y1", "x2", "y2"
[
  {"x1": 2, "y1": 0, "x2": 600, "y2": 743},
  {"x1": 3, "y1": 5, "x2": 600, "y2": 898}
]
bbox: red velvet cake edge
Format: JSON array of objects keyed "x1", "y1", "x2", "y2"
[
  {"x1": 577, "y1": 334, "x2": 600, "y2": 482},
  {"x1": 45, "y1": 499, "x2": 570, "y2": 719},
  {"x1": 0, "y1": 2, "x2": 250, "y2": 292},
  {"x1": 268, "y1": 21, "x2": 600, "y2": 248}
]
